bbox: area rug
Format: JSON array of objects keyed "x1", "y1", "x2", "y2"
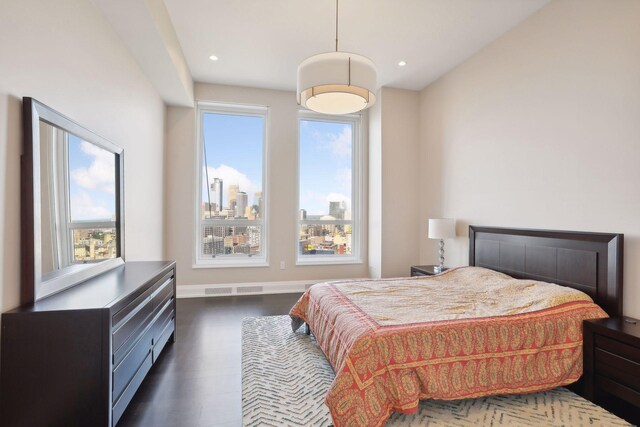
[{"x1": 241, "y1": 315, "x2": 630, "y2": 427}]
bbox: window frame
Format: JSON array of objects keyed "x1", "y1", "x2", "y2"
[
  {"x1": 193, "y1": 101, "x2": 269, "y2": 268},
  {"x1": 296, "y1": 110, "x2": 363, "y2": 266}
]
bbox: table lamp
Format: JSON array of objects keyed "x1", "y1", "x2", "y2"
[{"x1": 428, "y1": 218, "x2": 456, "y2": 273}]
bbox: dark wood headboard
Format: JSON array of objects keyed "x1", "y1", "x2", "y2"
[{"x1": 469, "y1": 226, "x2": 623, "y2": 317}]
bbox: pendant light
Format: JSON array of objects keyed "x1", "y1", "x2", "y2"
[{"x1": 297, "y1": 0, "x2": 377, "y2": 115}]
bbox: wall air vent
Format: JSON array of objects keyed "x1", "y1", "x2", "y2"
[
  {"x1": 237, "y1": 285, "x2": 263, "y2": 294},
  {"x1": 205, "y1": 287, "x2": 233, "y2": 295}
]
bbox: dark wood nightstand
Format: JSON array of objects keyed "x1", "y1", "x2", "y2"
[
  {"x1": 583, "y1": 316, "x2": 640, "y2": 425},
  {"x1": 410, "y1": 265, "x2": 447, "y2": 277}
]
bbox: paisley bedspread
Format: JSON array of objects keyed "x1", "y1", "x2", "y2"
[{"x1": 289, "y1": 267, "x2": 608, "y2": 427}]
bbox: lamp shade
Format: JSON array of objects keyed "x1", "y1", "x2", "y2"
[
  {"x1": 428, "y1": 218, "x2": 456, "y2": 239},
  {"x1": 297, "y1": 52, "x2": 377, "y2": 115}
]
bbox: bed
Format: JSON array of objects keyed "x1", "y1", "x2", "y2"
[{"x1": 289, "y1": 226, "x2": 623, "y2": 427}]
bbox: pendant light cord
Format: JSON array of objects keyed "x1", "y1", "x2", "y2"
[{"x1": 335, "y1": 0, "x2": 339, "y2": 52}]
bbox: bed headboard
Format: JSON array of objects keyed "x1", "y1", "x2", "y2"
[{"x1": 469, "y1": 226, "x2": 623, "y2": 317}]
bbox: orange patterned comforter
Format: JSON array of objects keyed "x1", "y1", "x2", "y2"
[{"x1": 289, "y1": 267, "x2": 608, "y2": 427}]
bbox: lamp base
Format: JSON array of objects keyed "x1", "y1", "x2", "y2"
[{"x1": 437, "y1": 239, "x2": 446, "y2": 273}]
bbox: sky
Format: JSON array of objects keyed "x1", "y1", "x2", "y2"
[
  {"x1": 201, "y1": 112, "x2": 353, "y2": 216},
  {"x1": 202, "y1": 112, "x2": 263, "y2": 208},
  {"x1": 68, "y1": 134, "x2": 116, "y2": 221},
  {"x1": 299, "y1": 119, "x2": 352, "y2": 216}
]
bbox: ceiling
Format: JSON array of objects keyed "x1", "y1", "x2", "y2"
[{"x1": 163, "y1": 0, "x2": 550, "y2": 92}]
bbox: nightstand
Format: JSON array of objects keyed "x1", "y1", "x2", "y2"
[
  {"x1": 583, "y1": 316, "x2": 640, "y2": 425},
  {"x1": 410, "y1": 265, "x2": 447, "y2": 277}
]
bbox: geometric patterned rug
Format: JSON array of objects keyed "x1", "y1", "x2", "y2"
[{"x1": 241, "y1": 316, "x2": 631, "y2": 427}]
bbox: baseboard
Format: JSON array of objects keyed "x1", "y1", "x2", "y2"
[{"x1": 176, "y1": 280, "x2": 320, "y2": 298}]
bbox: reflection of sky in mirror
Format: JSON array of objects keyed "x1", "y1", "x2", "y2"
[
  {"x1": 68, "y1": 134, "x2": 116, "y2": 221},
  {"x1": 201, "y1": 113, "x2": 264, "y2": 207},
  {"x1": 299, "y1": 120, "x2": 352, "y2": 216}
]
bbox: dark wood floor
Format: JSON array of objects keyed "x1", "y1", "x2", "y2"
[{"x1": 118, "y1": 293, "x2": 303, "y2": 427}]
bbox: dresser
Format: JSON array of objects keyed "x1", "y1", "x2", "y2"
[{"x1": 0, "y1": 261, "x2": 176, "y2": 426}]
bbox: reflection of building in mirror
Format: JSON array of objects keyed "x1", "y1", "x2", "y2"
[
  {"x1": 72, "y1": 228, "x2": 117, "y2": 263},
  {"x1": 39, "y1": 121, "x2": 118, "y2": 276}
]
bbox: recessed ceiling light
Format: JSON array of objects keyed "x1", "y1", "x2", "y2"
[
  {"x1": 398, "y1": 61, "x2": 407, "y2": 67},
  {"x1": 209, "y1": 55, "x2": 219, "y2": 61}
]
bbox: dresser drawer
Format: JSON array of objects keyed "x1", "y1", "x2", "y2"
[
  {"x1": 152, "y1": 275, "x2": 174, "y2": 311},
  {"x1": 112, "y1": 285, "x2": 155, "y2": 329},
  {"x1": 154, "y1": 298, "x2": 174, "y2": 340},
  {"x1": 112, "y1": 269, "x2": 173, "y2": 327},
  {"x1": 152, "y1": 270, "x2": 174, "y2": 292},
  {"x1": 112, "y1": 352, "x2": 153, "y2": 426},
  {"x1": 113, "y1": 324, "x2": 153, "y2": 402},
  {"x1": 596, "y1": 335, "x2": 640, "y2": 361},
  {"x1": 112, "y1": 297, "x2": 153, "y2": 356},
  {"x1": 595, "y1": 375, "x2": 640, "y2": 408},
  {"x1": 595, "y1": 336, "x2": 640, "y2": 393},
  {"x1": 153, "y1": 313, "x2": 175, "y2": 362}
]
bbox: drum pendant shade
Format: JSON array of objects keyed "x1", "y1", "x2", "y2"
[{"x1": 297, "y1": 52, "x2": 377, "y2": 115}]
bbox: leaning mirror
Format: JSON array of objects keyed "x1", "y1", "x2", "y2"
[{"x1": 22, "y1": 98, "x2": 125, "y2": 302}]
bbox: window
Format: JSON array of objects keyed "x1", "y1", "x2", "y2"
[
  {"x1": 41, "y1": 127, "x2": 118, "y2": 276},
  {"x1": 195, "y1": 103, "x2": 267, "y2": 267},
  {"x1": 297, "y1": 112, "x2": 362, "y2": 264}
]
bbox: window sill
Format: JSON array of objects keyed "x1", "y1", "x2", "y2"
[
  {"x1": 296, "y1": 257, "x2": 363, "y2": 266},
  {"x1": 192, "y1": 259, "x2": 269, "y2": 269}
]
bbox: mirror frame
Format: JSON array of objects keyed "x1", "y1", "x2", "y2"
[{"x1": 22, "y1": 97, "x2": 125, "y2": 303}]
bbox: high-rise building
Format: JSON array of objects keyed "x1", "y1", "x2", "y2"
[
  {"x1": 329, "y1": 201, "x2": 346, "y2": 219},
  {"x1": 254, "y1": 191, "x2": 262, "y2": 219},
  {"x1": 228, "y1": 184, "x2": 239, "y2": 206},
  {"x1": 299, "y1": 209, "x2": 307, "y2": 220},
  {"x1": 209, "y1": 178, "x2": 223, "y2": 211},
  {"x1": 248, "y1": 226, "x2": 261, "y2": 249},
  {"x1": 236, "y1": 191, "x2": 248, "y2": 217}
]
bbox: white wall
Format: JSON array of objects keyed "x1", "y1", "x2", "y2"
[
  {"x1": 164, "y1": 83, "x2": 369, "y2": 287},
  {"x1": 369, "y1": 88, "x2": 421, "y2": 278},
  {"x1": 368, "y1": 93, "x2": 383, "y2": 278},
  {"x1": 0, "y1": 0, "x2": 166, "y2": 312},
  {"x1": 419, "y1": 0, "x2": 640, "y2": 318}
]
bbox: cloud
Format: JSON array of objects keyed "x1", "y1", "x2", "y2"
[
  {"x1": 328, "y1": 126, "x2": 352, "y2": 158},
  {"x1": 70, "y1": 190, "x2": 113, "y2": 221},
  {"x1": 305, "y1": 123, "x2": 352, "y2": 160},
  {"x1": 70, "y1": 141, "x2": 115, "y2": 194},
  {"x1": 300, "y1": 190, "x2": 326, "y2": 205},
  {"x1": 300, "y1": 191, "x2": 352, "y2": 215},
  {"x1": 205, "y1": 164, "x2": 261, "y2": 205}
]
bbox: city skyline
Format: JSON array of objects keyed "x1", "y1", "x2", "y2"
[{"x1": 203, "y1": 177, "x2": 262, "y2": 219}]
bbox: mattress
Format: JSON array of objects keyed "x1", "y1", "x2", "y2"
[{"x1": 289, "y1": 267, "x2": 608, "y2": 427}]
